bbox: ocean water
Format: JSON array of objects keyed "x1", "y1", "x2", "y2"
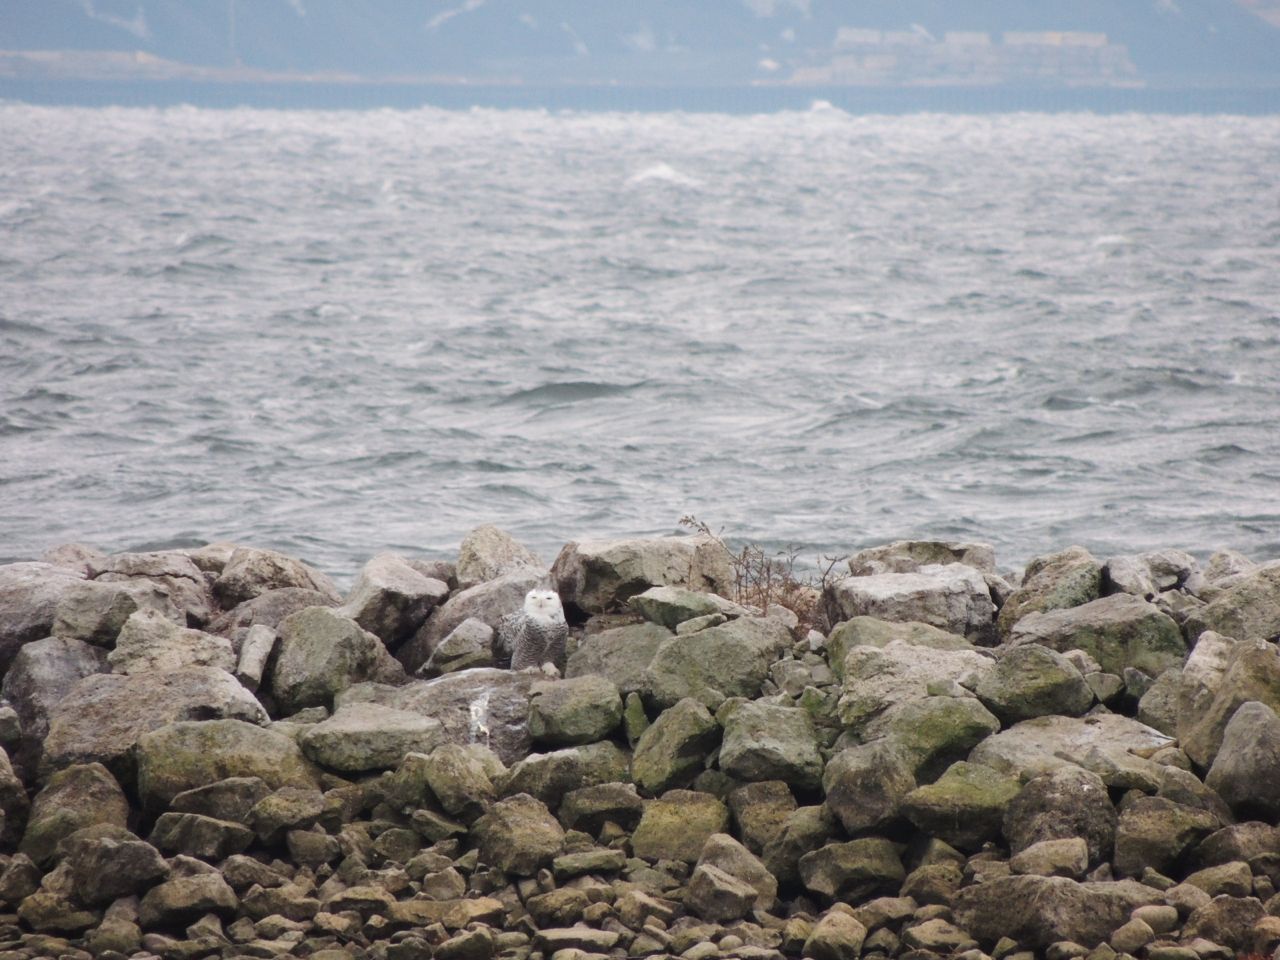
[{"x1": 2, "y1": 103, "x2": 1279, "y2": 584}]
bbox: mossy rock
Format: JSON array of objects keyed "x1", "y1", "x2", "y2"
[
  {"x1": 631, "y1": 789, "x2": 730, "y2": 862},
  {"x1": 900, "y1": 761, "x2": 1021, "y2": 851}
]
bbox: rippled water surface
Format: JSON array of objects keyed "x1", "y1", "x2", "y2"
[{"x1": 3, "y1": 104, "x2": 1279, "y2": 581}]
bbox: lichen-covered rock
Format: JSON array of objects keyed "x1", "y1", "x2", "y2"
[
  {"x1": 1182, "y1": 895, "x2": 1266, "y2": 952},
  {"x1": 299, "y1": 702, "x2": 444, "y2": 772},
  {"x1": 1113, "y1": 796, "x2": 1219, "y2": 878},
  {"x1": 456, "y1": 525, "x2": 543, "y2": 587},
  {"x1": 149, "y1": 811, "x2": 254, "y2": 860},
  {"x1": 565, "y1": 622, "x2": 671, "y2": 696},
  {"x1": 1205, "y1": 700, "x2": 1280, "y2": 821},
  {"x1": 1007, "y1": 594, "x2": 1186, "y2": 678},
  {"x1": 826, "y1": 618, "x2": 973, "y2": 680},
  {"x1": 627, "y1": 586, "x2": 736, "y2": 630},
  {"x1": 1186, "y1": 563, "x2": 1280, "y2": 642},
  {"x1": 974, "y1": 644, "x2": 1094, "y2": 724},
  {"x1": 558, "y1": 780, "x2": 645, "y2": 835},
  {"x1": 423, "y1": 618, "x2": 496, "y2": 677},
  {"x1": 207, "y1": 587, "x2": 337, "y2": 647},
  {"x1": 213, "y1": 547, "x2": 340, "y2": 608},
  {"x1": 62, "y1": 828, "x2": 169, "y2": 905},
  {"x1": 952, "y1": 875, "x2": 1161, "y2": 949},
  {"x1": 640, "y1": 616, "x2": 792, "y2": 710},
  {"x1": 271, "y1": 606, "x2": 405, "y2": 713},
  {"x1": 1138, "y1": 668, "x2": 1182, "y2": 736},
  {"x1": 998, "y1": 547, "x2": 1103, "y2": 637},
  {"x1": 134, "y1": 719, "x2": 322, "y2": 811},
  {"x1": 1008, "y1": 837, "x2": 1089, "y2": 879},
  {"x1": 246, "y1": 786, "x2": 326, "y2": 844},
  {"x1": 825, "y1": 564, "x2": 997, "y2": 643},
  {"x1": 138, "y1": 873, "x2": 239, "y2": 928},
  {"x1": 1002, "y1": 766, "x2": 1117, "y2": 865},
  {"x1": 696, "y1": 833, "x2": 777, "y2": 911},
  {"x1": 88, "y1": 550, "x2": 214, "y2": 625},
  {"x1": 106, "y1": 608, "x2": 235, "y2": 675},
  {"x1": 501, "y1": 741, "x2": 630, "y2": 806},
  {"x1": 836, "y1": 641, "x2": 994, "y2": 734},
  {"x1": 1104, "y1": 550, "x2": 1200, "y2": 599},
  {"x1": 798, "y1": 838, "x2": 905, "y2": 901},
  {"x1": 631, "y1": 697, "x2": 719, "y2": 796},
  {"x1": 398, "y1": 571, "x2": 543, "y2": 674},
  {"x1": 860, "y1": 695, "x2": 1001, "y2": 781},
  {"x1": 804, "y1": 908, "x2": 868, "y2": 960},
  {"x1": 50, "y1": 577, "x2": 152, "y2": 645},
  {"x1": 396, "y1": 744, "x2": 499, "y2": 821},
  {"x1": 822, "y1": 741, "x2": 916, "y2": 835},
  {"x1": 528, "y1": 674, "x2": 623, "y2": 746},
  {"x1": 337, "y1": 553, "x2": 449, "y2": 646},
  {"x1": 40, "y1": 667, "x2": 268, "y2": 782},
  {"x1": 848, "y1": 540, "x2": 997, "y2": 577},
  {"x1": 718, "y1": 701, "x2": 823, "y2": 791},
  {"x1": 552, "y1": 536, "x2": 734, "y2": 616},
  {"x1": 340, "y1": 668, "x2": 536, "y2": 766},
  {"x1": 685, "y1": 863, "x2": 757, "y2": 923},
  {"x1": 728, "y1": 780, "x2": 797, "y2": 855},
  {"x1": 900, "y1": 761, "x2": 1021, "y2": 851},
  {"x1": 169, "y1": 776, "x2": 271, "y2": 823},
  {"x1": 631, "y1": 789, "x2": 730, "y2": 862},
  {"x1": 471, "y1": 793, "x2": 564, "y2": 875},
  {"x1": 20, "y1": 763, "x2": 128, "y2": 866},
  {"x1": 1, "y1": 635, "x2": 108, "y2": 776},
  {"x1": 0, "y1": 562, "x2": 85, "y2": 673},
  {"x1": 1178, "y1": 637, "x2": 1280, "y2": 768}
]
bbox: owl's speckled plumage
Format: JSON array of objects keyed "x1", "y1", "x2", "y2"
[{"x1": 500, "y1": 589, "x2": 568, "y2": 675}]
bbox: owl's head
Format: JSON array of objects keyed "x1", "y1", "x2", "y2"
[{"x1": 523, "y1": 589, "x2": 565, "y2": 621}]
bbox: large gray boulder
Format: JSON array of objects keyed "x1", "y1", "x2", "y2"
[
  {"x1": 997, "y1": 546, "x2": 1102, "y2": 637},
  {"x1": 471, "y1": 794, "x2": 564, "y2": 876},
  {"x1": 40, "y1": 667, "x2": 268, "y2": 782},
  {"x1": 551, "y1": 536, "x2": 734, "y2": 616},
  {"x1": 339, "y1": 668, "x2": 536, "y2": 766},
  {"x1": 798, "y1": 838, "x2": 905, "y2": 901},
  {"x1": 1007, "y1": 594, "x2": 1186, "y2": 678},
  {"x1": 20, "y1": 763, "x2": 129, "y2": 866},
  {"x1": 718, "y1": 701, "x2": 823, "y2": 791},
  {"x1": 860, "y1": 695, "x2": 1001, "y2": 781},
  {"x1": 631, "y1": 789, "x2": 731, "y2": 862},
  {"x1": 1205, "y1": 701, "x2": 1280, "y2": 821},
  {"x1": 1112, "y1": 796, "x2": 1218, "y2": 877},
  {"x1": 271, "y1": 606, "x2": 405, "y2": 713},
  {"x1": 0, "y1": 562, "x2": 85, "y2": 673},
  {"x1": 847, "y1": 540, "x2": 997, "y2": 576},
  {"x1": 1104, "y1": 549, "x2": 1201, "y2": 599},
  {"x1": 826, "y1": 618, "x2": 973, "y2": 681},
  {"x1": 565, "y1": 622, "x2": 671, "y2": 696},
  {"x1": 206, "y1": 587, "x2": 337, "y2": 647},
  {"x1": 106, "y1": 608, "x2": 235, "y2": 675},
  {"x1": 299, "y1": 702, "x2": 444, "y2": 772},
  {"x1": 134, "y1": 718, "x2": 322, "y2": 811},
  {"x1": 641, "y1": 616, "x2": 792, "y2": 710},
  {"x1": 900, "y1": 761, "x2": 1021, "y2": 851},
  {"x1": 501, "y1": 741, "x2": 630, "y2": 807},
  {"x1": 455, "y1": 525, "x2": 544, "y2": 588},
  {"x1": 398, "y1": 571, "x2": 542, "y2": 674},
  {"x1": 1, "y1": 636, "x2": 108, "y2": 775},
  {"x1": 1178, "y1": 637, "x2": 1280, "y2": 768},
  {"x1": 823, "y1": 741, "x2": 917, "y2": 835},
  {"x1": 88, "y1": 550, "x2": 214, "y2": 626},
  {"x1": 528, "y1": 675, "x2": 623, "y2": 747},
  {"x1": 50, "y1": 577, "x2": 163, "y2": 646},
  {"x1": 630, "y1": 698, "x2": 720, "y2": 796},
  {"x1": 824, "y1": 564, "x2": 997, "y2": 643},
  {"x1": 1002, "y1": 766, "x2": 1117, "y2": 865},
  {"x1": 695, "y1": 832, "x2": 777, "y2": 911},
  {"x1": 212, "y1": 547, "x2": 341, "y2": 608},
  {"x1": 836, "y1": 640, "x2": 994, "y2": 734},
  {"x1": 952, "y1": 875, "x2": 1161, "y2": 949},
  {"x1": 973, "y1": 644, "x2": 1094, "y2": 724},
  {"x1": 337, "y1": 553, "x2": 449, "y2": 646},
  {"x1": 1186, "y1": 563, "x2": 1280, "y2": 642}
]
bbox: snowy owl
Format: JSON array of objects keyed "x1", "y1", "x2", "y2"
[{"x1": 499, "y1": 588, "x2": 568, "y2": 677}]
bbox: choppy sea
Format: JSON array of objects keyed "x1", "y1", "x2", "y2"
[{"x1": 2, "y1": 103, "x2": 1279, "y2": 583}]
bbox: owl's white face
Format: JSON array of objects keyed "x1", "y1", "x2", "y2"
[{"x1": 524, "y1": 589, "x2": 565, "y2": 622}]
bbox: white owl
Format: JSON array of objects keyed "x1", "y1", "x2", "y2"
[{"x1": 499, "y1": 588, "x2": 568, "y2": 677}]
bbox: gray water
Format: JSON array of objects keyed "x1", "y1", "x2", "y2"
[{"x1": 3, "y1": 103, "x2": 1279, "y2": 583}]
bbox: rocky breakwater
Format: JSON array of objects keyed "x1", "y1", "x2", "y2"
[{"x1": 0, "y1": 530, "x2": 1279, "y2": 960}]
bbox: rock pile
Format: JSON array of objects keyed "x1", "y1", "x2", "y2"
[{"x1": 0, "y1": 530, "x2": 1278, "y2": 960}]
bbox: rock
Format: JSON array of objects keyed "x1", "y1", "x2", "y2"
[
  {"x1": 627, "y1": 586, "x2": 735, "y2": 630},
  {"x1": 558, "y1": 780, "x2": 644, "y2": 835},
  {"x1": 20, "y1": 763, "x2": 128, "y2": 866},
  {"x1": 246, "y1": 786, "x2": 326, "y2": 844},
  {"x1": 860, "y1": 695, "x2": 1001, "y2": 781},
  {"x1": 1113, "y1": 797, "x2": 1219, "y2": 878},
  {"x1": 952, "y1": 875, "x2": 1161, "y2": 949},
  {"x1": 836, "y1": 640, "x2": 994, "y2": 734},
  {"x1": 0, "y1": 852, "x2": 40, "y2": 902},
  {"x1": 798, "y1": 838, "x2": 905, "y2": 901},
  {"x1": 1186, "y1": 564, "x2": 1280, "y2": 642},
  {"x1": 471, "y1": 793, "x2": 564, "y2": 875},
  {"x1": 235, "y1": 623, "x2": 276, "y2": 691},
  {"x1": 630, "y1": 698, "x2": 720, "y2": 796},
  {"x1": 696, "y1": 833, "x2": 777, "y2": 911},
  {"x1": 763, "y1": 805, "x2": 836, "y2": 886},
  {"x1": 902, "y1": 918, "x2": 979, "y2": 953},
  {"x1": 337, "y1": 553, "x2": 449, "y2": 645},
  {"x1": 974, "y1": 644, "x2": 1095, "y2": 724},
  {"x1": 1104, "y1": 550, "x2": 1200, "y2": 599},
  {"x1": 822, "y1": 741, "x2": 916, "y2": 834},
  {"x1": 89, "y1": 550, "x2": 214, "y2": 625},
  {"x1": 49, "y1": 577, "x2": 150, "y2": 645},
  {"x1": 1182, "y1": 861, "x2": 1253, "y2": 897},
  {"x1": 436, "y1": 926, "x2": 496, "y2": 960},
  {"x1": 299, "y1": 702, "x2": 444, "y2": 772},
  {"x1": 968, "y1": 713, "x2": 1172, "y2": 789},
  {"x1": 271, "y1": 606, "x2": 405, "y2": 713},
  {"x1": 0, "y1": 562, "x2": 85, "y2": 672},
  {"x1": 685, "y1": 863, "x2": 758, "y2": 922},
  {"x1": 1002, "y1": 767, "x2": 1117, "y2": 865},
  {"x1": 824, "y1": 564, "x2": 997, "y2": 643},
  {"x1": 148, "y1": 811, "x2": 253, "y2": 860},
  {"x1": 398, "y1": 571, "x2": 543, "y2": 674},
  {"x1": 62, "y1": 829, "x2": 168, "y2": 905},
  {"x1": 212, "y1": 547, "x2": 340, "y2": 608},
  {"x1": 803, "y1": 909, "x2": 868, "y2": 960},
  {"x1": 40, "y1": 667, "x2": 268, "y2": 782},
  {"x1": 1183, "y1": 895, "x2": 1265, "y2": 952},
  {"x1": 565, "y1": 622, "x2": 671, "y2": 696},
  {"x1": 207, "y1": 587, "x2": 337, "y2": 647},
  {"x1": 641, "y1": 616, "x2": 793, "y2": 710},
  {"x1": 632, "y1": 790, "x2": 730, "y2": 862},
  {"x1": 106, "y1": 608, "x2": 235, "y2": 674},
  {"x1": 1007, "y1": 594, "x2": 1186, "y2": 678},
  {"x1": 1178, "y1": 637, "x2": 1280, "y2": 768},
  {"x1": 1138, "y1": 668, "x2": 1182, "y2": 736},
  {"x1": 1009, "y1": 838, "x2": 1089, "y2": 879},
  {"x1": 398, "y1": 744, "x2": 498, "y2": 820},
  {"x1": 422, "y1": 618, "x2": 496, "y2": 677},
  {"x1": 1205, "y1": 700, "x2": 1280, "y2": 820},
  {"x1": 718, "y1": 700, "x2": 824, "y2": 791},
  {"x1": 848, "y1": 540, "x2": 997, "y2": 576},
  {"x1": 998, "y1": 546, "x2": 1103, "y2": 636},
  {"x1": 456, "y1": 525, "x2": 543, "y2": 587},
  {"x1": 134, "y1": 719, "x2": 322, "y2": 811},
  {"x1": 339, "y1": 668, "x2": 536, "y2": 765},
  {"x1": 551, "y1": 535, "x2": 734, "y2": 616},
  {"x1": 1, "y1": 635, "x2": 108, "y2": 776},
  {"x1": 169, "y1": 776, "x2": 271, "y2": 823},
  {"x1": 501, "y1": 740, "x2": 630, "y2": 806},
  {"x1": 138, "y1": 873, "x2": 239, "y2": 928},
  {"x1": 1109, "y1": 917, "x2": 1156, "y2": 955},
  {"x1": 1156, "y1": 765, "x2": 1232, "y2": 826},
  {"x1": 528, "y1": 675, "x2": 623, "y2": 746},
  {"x1": 16, "y1": 890, "x2": 99, "y2": 933},
  {"x1": 728, "y1": 780, "x2": 797, "y2": 855},
  {"x1": 826, "y1": 617, "x2": 973, "y2": 680},
  {"x1": 900, "y1": 761, "x2": 1021, "y2": 851}
]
